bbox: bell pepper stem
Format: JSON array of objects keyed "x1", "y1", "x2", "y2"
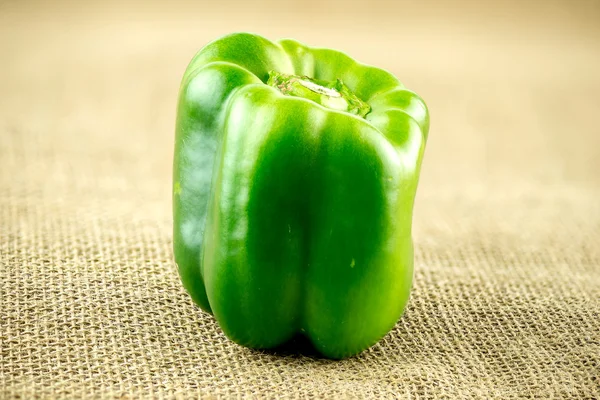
[{"x1": 267, "y1": 71, "x2": 371, "y2": 118}]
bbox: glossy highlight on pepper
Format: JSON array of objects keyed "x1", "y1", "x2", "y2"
[{"x1": 173, "y1": 32, "x2": 429, "y2": 359}]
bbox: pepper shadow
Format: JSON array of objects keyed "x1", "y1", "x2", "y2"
[{"x1": 252, "y1": 333, "x2": 328, "y2": 360}]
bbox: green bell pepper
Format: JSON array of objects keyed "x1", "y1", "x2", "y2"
[{"x1": 173, "y1": 32, "x2": 429, "y2": 359}]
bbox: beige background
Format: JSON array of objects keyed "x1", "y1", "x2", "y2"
[{"x1": 1, "y1": 0, "x2": 599, "y2": 398}]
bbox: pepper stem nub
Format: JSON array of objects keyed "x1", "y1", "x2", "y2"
[{"x1": 267, "y1": 71, "x2": 371, "y2": 118}]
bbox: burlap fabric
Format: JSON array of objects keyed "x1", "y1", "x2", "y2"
[{"x1": 1, "y1": 1, "x2": 599, "y2": 398}]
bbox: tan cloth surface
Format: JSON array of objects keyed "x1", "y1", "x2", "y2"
[{"x1": 1, "y1": 0, "x2": 599, "y2": 398}]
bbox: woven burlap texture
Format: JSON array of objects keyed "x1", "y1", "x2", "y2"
[{"x1": 1, "y1": 1, "x2": 599, "y2": 398}]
